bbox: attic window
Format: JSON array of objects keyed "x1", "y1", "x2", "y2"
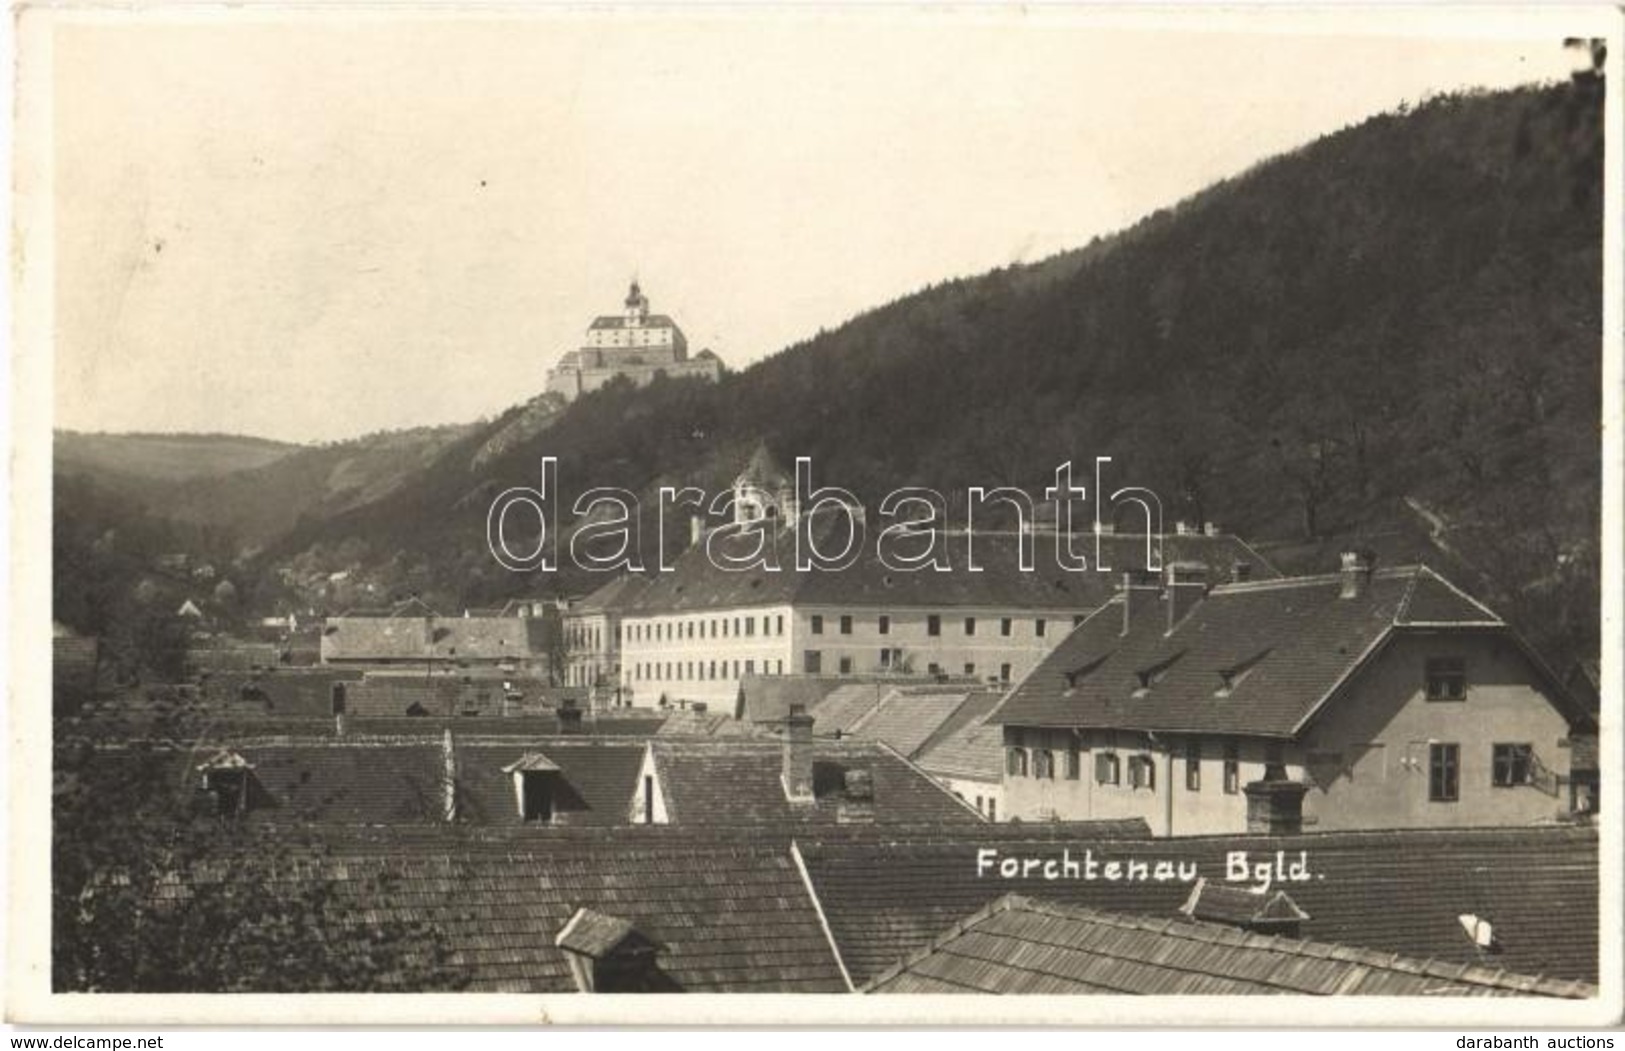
[
  {"x1": 1426, "y1": 657, "x2": 1467, "y2": 701},
  {"x1": 1132, "y1": 651, "x2": 1185, "y2": 698}
]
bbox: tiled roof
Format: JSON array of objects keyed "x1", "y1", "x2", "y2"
[
  {"x1": 171, "y1": 834, "x2": 845, "y2": 992},
  {"x1": 911, "y1": 688, "x2": 1005, "y2": 760},
  {"x1": 864, "y1": 896, "x2": 1596, "y2": 997},
  {"x1": 322, "y1": 615, "x2": 546, "y2": 663},
  {"x1": 113, "y1": 735, "x2": 648, "y2": 826},
  {"x1": 736, "y1": 674, "x2": 851, "y2": 724},
  {"x1": 991, "y1": 564, "x2": 1575, "y2": 737},
  {"x1": 571, "y1": 573, "x2": 654, "y2": 615},
  {"x1": 811, "y1": 683, "x2": 890, "y2": 735},
  {"x1": 649, "y1": 739, "x2": 983, "y2": 827},
  {"x1": 796, "y1": 825, "x2": 1599, "y2": 986},
  {"x1": 454, "y1": 740, "x2": 646, "y2": 826},
  {"x1": 625, "y1": 527, "x2": 1277, "y2": 616}
]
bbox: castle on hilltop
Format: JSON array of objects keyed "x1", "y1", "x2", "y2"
[{"x1": 545, "y1": 281, "x2": 724, "y2": 402}]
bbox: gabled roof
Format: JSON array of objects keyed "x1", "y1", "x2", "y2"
[
  {"x1": 569, "y1": 572, "x2": 653, "y2": 615},
  {"x1": 625, "y1": 525, "x2": 1276, "y2": 616},
  {"x1": 990, "y1": 564, "x2": 1568, "y2": 737},
  {"x1": 648, "y1": 739, "x2": 982, "y2": 827},
  {"x1": 864, "y1": 895, "x2": 1595, "y2": 997},
  {"x1": 796, "y1": 825, "x2": 1599, "y2": 986}
]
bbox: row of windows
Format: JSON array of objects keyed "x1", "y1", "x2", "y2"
[
  {"x1": 1429, "y1": 742, "x2": 1535, "y2": 801},
  {"x1": 632, "y1": 658, "x2": 787, "y2": 682},
  {"x1": 566, "y1": 624, "x2": 604, "y2": 650},
  {"x1": 1008, "y1": 742, "x2": 1248, "y2": 794},
  {"x1": 812, "y1": 614, "x2": 1070, "y2": 638},
  {"x1": 628, "y1": 614, "x2": 786, "y2": 644}
]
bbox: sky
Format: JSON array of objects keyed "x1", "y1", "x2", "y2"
[{"x1": 46, "y1": 9, "x2": 1585, "y2": 444}]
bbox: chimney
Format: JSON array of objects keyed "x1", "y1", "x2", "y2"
[
  {"x1": 837, "y1": 768, "x2": 875, "y2": 825},
  {"x1": 1243, "y1": 774, "x2": 1308, "y2": 835},
  {"x1": 1174, "y1": 520, "x2": 1192, "y2": 536},
  {"x1": 442, "y1": 728, "x2": 457, "y2": 823},
  {"x1": 1119, "y1": 572, "x2": 1161, "y2": 636},
  {"x1": 557, "y1": 697, "x2": 584, "y2": 735},
  {"x1": 1165, "y1": 562, "x2": 1209, "y2": 634},
  {"x1": 1232, "y1": 560, "x2": 1253, "y2": 583},
  {"x1": 782, "y1": 702, "x2": 815, "y2": 803},
  {"x1": 1339, "y1": 550, "x2": 1375, "y2": 599},
  {"x1": 1203, "y1": 522, "x2": 1219, "y2": 537}
]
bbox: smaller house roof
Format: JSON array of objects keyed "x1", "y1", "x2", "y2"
[{"x1": 990, "y1": 564, "x2": 1578, "y2": 737}]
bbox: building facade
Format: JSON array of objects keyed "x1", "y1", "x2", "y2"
[
  {"x1": 616, "y1": 447, "x2": 1276, "y2": 711},
  {"x1": 992, "y1": 555, "x2": 1597, "y2": 834},
  {"x1": 545, "y1": 281, "x2": 723, "y2": 401}
]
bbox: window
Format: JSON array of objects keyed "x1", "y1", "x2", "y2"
[
  {"x1": 746, "y1": 618, "x2": 755, "y2": 637},
  {"x1": 840, "y1": 615, "x2": 852, "y2": 635},
  {"x1": 1492, "y1": 744, "x2": 1533, "y2": 787},
  {"x1": 1429, "y1": 743, "x2": 1460, "y2": 802},
  {"x1": 1000, "y1": 663, "x2": 1012, "y2": 683},
  {"x1": 804, "y1": 650, "x2": 822, "y2": 674},
  {"x1": 1033, "y1": 749, "x2": 1055, "y2": 780},
  {"x1": 745, "y1": 660, "x2": 755, "y2": 675},
  {"x1": 1128, "y1": 754, "x2": 1157, "y2": 790},
  {"x1": 1000, "y1": 617, "x2": 1013, "y2": 637},
  {"x1": 761, "y1": 615, "x2": 769, "y2": 635},
  {"x1": 1036, "y1": 619, "x2": 1047, "y2": 638},
  {"x1": 879, "y1": 615, "x2": 890, "y2": 636},
  {"x1": 839, "y1": 656, "x2": 853, "y2": 675},
  {"x1": 965, "y1": 617, "x2": 977, "y2": 636},
  {"x1": 1006, "y1": 747, "x2": 1029, "y2": 777},
  {"x1": 1223, "y1": 744, "x2": 1240, "y2": 794},
  {"x1": 1426, "y1": 657, "x2": 1467, "y2": 701},
  {"x1": 1095, "y1": 752, "x2": 1121, "y2": 785},
  {"x1": 927, "y1": 662, "x2": 941, "y2": 675},
  {"x1": 776, "y1": 615, "x2": 785, "y2": 635},
  {"x1": 987, "y1": 798, "x2": 997, "y2": 821},
  {"x1": 1186, "y1": 741, "x2": 1202, "y2": 791},
  {"x1": 928, "y1": 615, "x2": 941, "y2": 637},
  {"x1": 811, "y1": 615, "x2": 824, "y2": 635},
  {"x1": 1064, "y1": 748, "x2": 1081, "y2": 780},
  {"x1": 964, "y1": 663, "x2": 976, "y2": 677}
]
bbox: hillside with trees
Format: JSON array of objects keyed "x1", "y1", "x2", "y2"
[{"x1": 59, "y1": 77, "x2": 1604, "y2": 677}]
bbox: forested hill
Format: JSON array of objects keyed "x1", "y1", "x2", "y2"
[{"x1": 259, "y1": 78, "x2": 1599, "y2": 671}]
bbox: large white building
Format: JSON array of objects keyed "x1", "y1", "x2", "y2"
[
  {"x1": 545, "y1": 281, "x2": 723, "y2": 401},
  {"x1": 615, "y1": 447, "x2": 1276, "y2": 710}
]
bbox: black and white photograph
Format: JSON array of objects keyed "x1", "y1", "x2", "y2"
[{"x1": 7, "y1": 3, "x2": 1621, "y2": 1030}]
